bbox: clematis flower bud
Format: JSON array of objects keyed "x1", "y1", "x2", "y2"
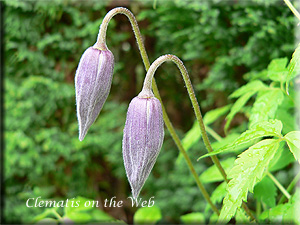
[
  {"x1": 75, "y1": 45, "x2": 114, "y2": 141},
  {"x1": 122, "y1": 90, "x2": 164, "y2": 199}
]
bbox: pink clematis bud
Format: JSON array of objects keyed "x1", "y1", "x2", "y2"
[
  {"x1": 122, "y1": 90, "x2": 164, "y2": 199},
  {"x1": 75, "y1": 46, "x2": 114, "y2": 141}
]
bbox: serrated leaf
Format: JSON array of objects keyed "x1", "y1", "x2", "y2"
[
  {"x1": 267, "y1": 58, "x2": 288, "y2": 82},
  {"x1": 200, "y1": 158, "x2": 235, "y2": 183},
  {"x1": 180, "y1": 212, "x2": 205, "y2": 224},
  {"x1": 198, "y1": 120, "x2": 282, "y2": 160},
  {"x1": 249, "y1": 90, "x2": 284, "y2": 127},
  {"x1": 218, "y1": 139, "x2": 279, "y2": 223},
  {"x1": 210, "y1": 133, "x2": 240, "y2": 149},
  {"x1": 225, "y1": 91, "x2": 256, "y2": 132},
  {"x1": 286, "y1": 43, "x2": 300, "y2": 94},
  {"x1": 236, "y1": 208, "x2": 250, "y2": 223},
  {"x1": 134, "y1": 206, "x2": 162, "y2": 224},
  {"x1": 253, "y1": 176, "x2": 277, "y2": 207},
  {"x1": 285, "y1": 131, "x2": 300, "y2": 164},
  {"x1": 230, "y1": 80, "x2": 266, "y2": 98}
]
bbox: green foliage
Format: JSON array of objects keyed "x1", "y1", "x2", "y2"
[
  {"x1": 133, "y1": 206, "x2": 162, "y2": 224},
  {"x1": 200, "y1": 158, "x2": 235, "y2": 183},
  {"x1": 32, "y1": 197, "x2": 118, "y2": 224},
  {"x1": 286, "y1": 42, "x2": 300, "y2": 93},
  {"x1": 178, "y1": 105, "x2": 231, "y2": 162},
  {"x1": 253, "y1": 176, "x2": 277, "y2": 208},
  {"x1": 259, "y1": 188, "x2": 300, "y2": 224},
  {"x1": 199, "y1": 119, "x2": 283, "y2": 159},
  {"x1": 285, "y1": 131, "x2": 300, "y2": 163},
  {"x1": 219, "y1": 139, "x2": 280, "y2": 223},
  {"x1": 4, "y1": 0, "x2": 299, "y2": 224},
  {"x1": 180, "y1": 212, "x2": 205, "y2": 224}
]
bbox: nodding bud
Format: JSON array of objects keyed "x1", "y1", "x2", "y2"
[
  {"x1": 75, "y1": 46, "x2": 114, "y2": 141},
  {"x1": 122, "y1": 92, "x2": 164, "y2": 199}
]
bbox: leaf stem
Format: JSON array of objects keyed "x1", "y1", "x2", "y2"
[
  {"x1": 96, "y1": 7, "x2": 219, "y2": 215},
  {"x1": 51, "y1": 209, "x2": 62, "y2": 220},
  {"x1": 283, "y1": 0, "x2": 300, "y2": 22},
  {"x1": 205, "y1": 126, "x2": 222, "y2": 142},
  {"x1": 278, "y1": 171, "x2": 300, "y2": 204},
  {"x1": 256, "y1": 200, "x2": 261, "y2": 218},
  {"x1": 267, "y1": 171, "x2": 291, "y2": 200}
]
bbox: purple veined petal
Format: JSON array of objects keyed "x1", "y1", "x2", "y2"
[
  {"x1": 122, "y1": 96, "x2": 164, "y2": 199},
  {"x1": 75, "y1": 47, "x2": 114, "y2": 141}
]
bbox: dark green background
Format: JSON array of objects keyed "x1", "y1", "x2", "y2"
[{"x1": 4, "y1": 0, "x2": 295, "y2": 223}]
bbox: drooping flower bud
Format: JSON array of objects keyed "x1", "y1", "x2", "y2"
[
  {"x1": 122, "y1": 90, "x2": 164, "y2": 199},
  {"x1": 75, "y1": 45, "x2": 114, "y2": 141}
]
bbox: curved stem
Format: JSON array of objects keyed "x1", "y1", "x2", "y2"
[
  {"x1": 284, "y1": 0, "x2": 300, "y2": 22},
  {"x1": 96, "y1": 7, "x2": 219, "y2": 215},
  {"x1": 142, "y1": 55, "x2": 228, "y2": 181},
  {"x1": 142, "y1": 54, "x2": 256, "y2": 221}
]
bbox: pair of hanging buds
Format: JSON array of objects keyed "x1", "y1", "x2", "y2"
[{"x1": 75, "y1": 42, "x2": 164, "y2": 199}]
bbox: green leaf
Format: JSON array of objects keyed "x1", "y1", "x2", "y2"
[
  {"x1": 133, "y1": 206, "x2": 162, "y2": 224},
  {"x1": 32, "y1": 208, "x2": 55, "y2": 223},
  {"x1": 235, "y1": 208, "x2": 250, "y2": 223},
  {"x1": 177, "y1": 105, "x2": 231, "y2": 163},
  {"x1": 210, "y1": 133, "x2": 245, "y2": 151},
  {"x1": 200, "y1": 158, "x2": 235, "y2": 183},
  {"x1": 249, "y1": 90, "x2": 284, "y2": 127},
  {"x1": 203, "y1": 104, "x2": 232, "y2": 125},
  {"x1": 267, "y1": 58, "x2": 288, "y2": 82},
  {"x1": 64, "y1": 196, "x2": 114, "y2": 223},
  {"x1": 286, "y1": 43, "x2": 300, "y2": 94},
  {"x1": 253, "y1": 176, "x2": 277, "y2": 207},
  {"x1": 269, "y1": 144, "x2": 294, "y2": 172},
  {"x1": 285, "y1": 131, "x2": 300, "y2": 163},
  {"x1": 218, "y1": 139, "x2": 280, "y2": 223},
  {"x1": 259, "y1": 189, "x2": 300, "y2": 225},
  {"x1": 180, "y1": 212, "x2": 205, "y2": 224},
  {"x1": 205, "y1": 182, "x2": 227, "y2": 213},
  {"x1": 229, "y1": 80, "x2": 266, "y2": 98},
  {"x1": 199, "y1": 120, "x2": 282, "y2": 160},
  {"x1": 259, "y1": 204, "x2": 291, "y2": 222},
  {"x1": 181, "y1": 121, "x2": 201, "y2": 152},
  {"x1": 225, "y1": 91, "x2": 256, "y2": 132}
]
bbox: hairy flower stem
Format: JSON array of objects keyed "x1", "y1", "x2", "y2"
[
  {"x1": 96, "y1": 7, "x2": 220, "y2": 214},
  {"x1": 142, "y1": 54, "x2": 256, "y2": 221}
]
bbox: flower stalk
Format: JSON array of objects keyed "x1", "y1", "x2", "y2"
[
  {"x1": 142, "y1": 54, "x2": 256, "y2": 221},
  {"x1": 96, "y1": 7, "x2": 220, "y2": 215}
]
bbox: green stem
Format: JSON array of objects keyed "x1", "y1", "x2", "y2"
[
  {"x1": 256, "y1": 200, "x2": 261, "y2": 218},
  {"x1": 142, "y1": 55, "x2": 257, "y2": 220},
  {"x1": 51, "y1": 209, "x2": 62, "y2": 220},
  {"x1": 206, "y1": 126, "x2": 222, "y2": 142},
  {"x1": 283, "y1": 0, "x2": 300, "y2": 21},
  {"x1": 142, "y1": 55, "x2": 229, "y2": 182},
  {"x1": 267, "y1": 171, "x2": 291, "y2": 200},
  {"x1": 278, "y1": 171, "x2": 300, "y2": 204},
  {"x1": 96, "y1": 7, "x2": 219, "y2": 215}
]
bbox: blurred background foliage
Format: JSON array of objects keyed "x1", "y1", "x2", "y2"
[{"x1": 4, "y1": 0, "x2": 296, "y2": 223}]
